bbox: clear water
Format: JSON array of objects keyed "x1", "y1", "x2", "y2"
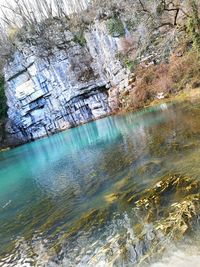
[{"x1": 1, "y1": 101, "x2": 200, "y2": 266}]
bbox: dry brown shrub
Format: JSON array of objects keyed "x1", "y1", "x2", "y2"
[
  {"x1": 169, "y1": 51, "x2": 200, "y2": 91},
  {"x1": 120, "y1": 47, "x2": 200, "y2": 111},
  {"x1": 127, "y1": 64, "x2": 171, "y2": 109},
  {"x1": 152, "y1": 64, "x2": 172, "y2": 94},
  {"x1": 119, "y1": 37, "x2": 134, "y2": 53},
  {"x1": 123, "y1": 66, "x2": 155, "y2": 110}
]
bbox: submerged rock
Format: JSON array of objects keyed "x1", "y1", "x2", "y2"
[
  {"x1": 48, "y1": 174, "x2": 200, "y2": 266},
  {"x1": 87, "y1": 174, "x2": 200, "y2": 267},
  {"x1": 128, "y1": 174, "x2": 200, "y2": 265},
  {"x1": 2, "y1": 174, "x2": 200, "y2": 267}
]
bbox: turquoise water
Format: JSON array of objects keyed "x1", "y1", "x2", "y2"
[{"x1": 1, "y1": 102, "x2": 200, "y2": 266}]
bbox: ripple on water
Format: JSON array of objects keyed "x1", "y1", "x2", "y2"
[{"x1": 1, "y1": 102, "x2": 200, "y2": 266}]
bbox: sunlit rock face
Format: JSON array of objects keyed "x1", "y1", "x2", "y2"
[{"x1": 4, "y1": 20, "x2": 129, "y2": 144}]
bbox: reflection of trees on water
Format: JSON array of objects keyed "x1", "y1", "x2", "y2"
[
  {"x1": 25, "y1": 106, "x2": 167, "y2": 193},
  {"x1": 1, "y1": 103, "x2": 195, "y2": 232},
  {"x1": 2, "y1": 102, "x2": 200, "y2": 262},
  {"x1": 0, "y1": 104, "x2": 180, "y2": 198}
]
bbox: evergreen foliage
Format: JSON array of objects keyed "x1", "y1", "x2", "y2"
[
  {"x1": 107, "y1": 16, "x2": 125, "y2": 37},
  {"x1": 187, "y1": 0, "x2": 200, "y2": 51},
  {"x1": 0, "y1": 76, "x2": 7, "y2": 120}
]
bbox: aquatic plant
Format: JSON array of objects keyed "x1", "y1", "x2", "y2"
[
  {"x1": 131, "y1": 174, "x2": 200, "y2": 260},
  {"x1": 49, "y1": 174, "x2": 200, "y2": 266}
]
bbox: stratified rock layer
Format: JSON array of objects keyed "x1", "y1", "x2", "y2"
[{"x1": 4, "y1": 20, "x2": 129, "y2": 144}]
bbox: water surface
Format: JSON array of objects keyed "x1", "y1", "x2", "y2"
[{"x1": 1, "y1": 101, "x2": 200, "y2": 266}]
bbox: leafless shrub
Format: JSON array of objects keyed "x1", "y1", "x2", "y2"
[
  {"x1": 0, "y1": 0, "x2": 90, "y2": 29},
  {"x1": 0, "y1": 0, "x2": 198, "y2": 70}
]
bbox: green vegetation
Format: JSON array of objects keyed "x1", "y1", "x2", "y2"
[
  {"x1": 116, "y1": 52, "x2": 136, "y2": 71},
  {"x1": 123, "y1": 57, "x2": 135, "y2": 71},
  {"x1": 0, "y1": 75, "x2": 7, "y2": 120},
  {"x1": 73, "y1": 31, "x2": 87, "y2": 46},
  {"x1": 156, "y1": 3, "x2": 165, "y2": 16},
  {"x1": 7, "y1": 26, "x2": 21, "y2": 43},
  {"x1": 125, "y1": 18, "x2": 137, "y2": 31},
  {"x1": 187, "y1": 0, "x2": 200, "y2": 51},
  {"x1": 107, "y1": 16, "x2": 125, "y2": 37}
]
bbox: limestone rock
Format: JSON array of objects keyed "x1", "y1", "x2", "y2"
[{"x1": 4, "y1": 20, "x2": 129, "y2": 145}]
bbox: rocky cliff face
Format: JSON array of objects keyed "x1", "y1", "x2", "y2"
[
  {"x1": 4, "y1": 20, "x2": 129, "y2": 145},
  {"x1": 3, "y1": 0, "x2": 185, "y2": 147}
]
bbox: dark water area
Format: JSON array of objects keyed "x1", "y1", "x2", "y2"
[{"x1": 1, "y1": 101, "x2": 200, "y2": 266}]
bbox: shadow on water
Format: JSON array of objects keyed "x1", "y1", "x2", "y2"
[{"x1": 1, "y1": 101, "x2": 200, "y2": 266}]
